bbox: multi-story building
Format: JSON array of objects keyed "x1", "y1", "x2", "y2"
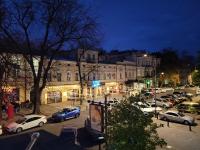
[{"x1": 1, "y1": 49, "x2": 159, "y2": 104}]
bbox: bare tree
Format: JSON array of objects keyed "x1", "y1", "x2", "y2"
[
  {"x1": 0, "y1": 0, "x2": 98, "y2": 114},
  {"x1": 76, "y1": 39, "x2": 100, "y2": 104}
]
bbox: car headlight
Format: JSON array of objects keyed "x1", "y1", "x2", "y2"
[{"x1": 7, "y1": 127, "x2": 16, "y2": 132}]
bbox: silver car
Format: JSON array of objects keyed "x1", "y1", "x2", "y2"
[{"x1": 159, "y1": 110, "x2": 195, "y2": 125}]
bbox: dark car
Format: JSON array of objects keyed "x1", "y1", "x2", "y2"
[
  {"x1": 52, "y1": 107, "x2": 80, "y2": 122},
  {"x1": 176, "y1": 102, "x2": 200, "y2": 114}
]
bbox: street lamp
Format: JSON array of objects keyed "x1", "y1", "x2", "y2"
[
  {"x1": 153, "y1": 57, "x2": 158, "y2": 118},
  {"x1": 135, "y1": 53, "x2": 148, "y2": 92}
]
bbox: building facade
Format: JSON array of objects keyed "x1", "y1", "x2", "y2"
[{"x1": 2, "y1": 49, "x2": 158, "y2": 104}]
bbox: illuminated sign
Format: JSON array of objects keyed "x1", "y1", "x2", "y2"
[{"x1": 92, "y1": 80, "x2": 100, "y2": 88}]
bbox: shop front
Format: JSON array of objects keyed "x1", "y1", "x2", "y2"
[
  {"x1": 42, "y1": 85, "x2": 80, "y2": 104},
  {"x1": 105, "y1": 82, "x2": 119, "y2": 94},
  {"x1": 47, "y1": 91, "x2": 62, "y2": 104},
  {"x1": 1, "y1": 86, "x2": 19, "y2": 103}
]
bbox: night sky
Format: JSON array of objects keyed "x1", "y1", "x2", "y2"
[{"x1": 85, "y1": 0, "x2": 200, "y2": 55}]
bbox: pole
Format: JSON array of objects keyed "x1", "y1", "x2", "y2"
[
  {"x1": 25, "y1": 132, "x2": 40, "y2": 150},
  {"x1": 136, "y1": 56, "x2": 138, "y2": 90},
  {"x1": 154, "y1": 57, "x2": 157, "y2": 118},
  {"x1": 105, "y1": 94, "x2": 108, "y2": 150}
]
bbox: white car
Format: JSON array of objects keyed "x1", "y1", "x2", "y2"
[
  {"x1": 6, "y1": 115, "x2": 47, "y2": 133},
  {"x1": 152, "y1": 98, "x2": 172, "y2": 108},
  {"x1": 0, "y1": 125, "x2": 2, "y2": 135},
  {"x1": 159, "y1": 110, "x2": 195, "y2": 125},
  {"x1": 137, "y1": 102, "x2": 162, "y2": 116}
]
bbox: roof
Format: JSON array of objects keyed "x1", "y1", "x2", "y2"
[{"x1": 25, "y1": 114, "x2": 45, "y2": 119}]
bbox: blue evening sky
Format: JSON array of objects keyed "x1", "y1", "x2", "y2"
[{"x1": 85, "y1": 0, "x2": 200, "y2": 54}]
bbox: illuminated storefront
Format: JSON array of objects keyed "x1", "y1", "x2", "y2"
[
  {"x1": 1, "y1": 86, "x2": 19, "y2": 102},
  {"x1": 42, "y1": 85, "x2": 80, "y2": 104}
]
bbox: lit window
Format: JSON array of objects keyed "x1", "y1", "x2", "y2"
[
  {"x1": 67, "y1": 72, "x2": 71, "y2": 81},
  {"x1": 75, "y1": 72, "x2": 79, "y2": 81},
  {"x1": 57, "y1": 73, "x2": 62, "y2": 82}
]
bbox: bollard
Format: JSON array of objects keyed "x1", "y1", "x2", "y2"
[
  {"x1": 189, "y1": 125, "x2": 192, "y2": 131},
  {"x1": 160, "y1": 123, "x2": 164, "y2": 127},
  {"x1": 167, "y1": 120, "x2": 169, "y2": 127}
]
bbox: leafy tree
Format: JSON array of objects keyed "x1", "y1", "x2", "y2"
[
  {"x1": 0, "y1": 0, "x2": 98, "y2": 114},
  {"x1": 106, "y1": 96, "x2": 166, "y2": 150},
  {"x1": 0, "y1": 52, "x2": 15, "y2": 121},
  {"x1": 192, "y1": 70, "x2": 200, "y2": 86}
]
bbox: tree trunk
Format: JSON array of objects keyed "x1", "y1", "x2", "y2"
[
  {"x1": 77, "y1": 62, "x2": 84, "y2": 105},
  {"x1": 32, "y1": 85, "x2": 42, "y2": 114},
  {"x1": 80, "y1": 83, "x2": 84, "y2": 105}
]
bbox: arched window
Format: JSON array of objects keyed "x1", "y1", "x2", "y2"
[{"x1": 67, "y1": 71, "x2": 71, "y2": 81}]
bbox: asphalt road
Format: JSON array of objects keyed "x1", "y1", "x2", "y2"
[{"x1": 0, "y1": 110, "x2": 101, "y2": 150}]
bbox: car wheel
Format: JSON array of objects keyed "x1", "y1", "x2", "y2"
[
  {"x1": 60, "y1": 117, "x2": 64, "y2": 122},
  {"x1": 75, "y1": 114, "x2": 80, "y2": 118},
  {"x1": 163, "y1": 117, "x2": 167, "y2": 121},
  {"x1": 183, "y1": 120, "x2": 190, "y2": 125},
  {"x1": 144, "y1": 112, "x2": 149, "y2": 116},
  {"x1": 39, "y1": 122, "x2": 44, "y2": 127},
  {"x1": 16, "y1": 127, "x2": 22, "y2": 133}
]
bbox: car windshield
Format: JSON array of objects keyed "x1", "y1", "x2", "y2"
[
  {"x1": 62, "y1": 108, "x2": 71, "y2": 112},
  {"x1": 16, "y1": 118, "x2": 26, "y2": 124}
]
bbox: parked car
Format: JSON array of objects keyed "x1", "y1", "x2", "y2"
[
  {"x1": 5, "y1": 114, "x2": 47, "y2": 133},
  {"x1": 136, "y1": 102, "x2": 162, "y2": 116},
  {"x1": 152, "y1": 98, "x2": 173, "y2": 108},
  {"x1": 159, "y1": 110, "x2": 195, "y2": 125},
  {"x1": 52, "y1": 107, "x2": 80, "y2": 122},
  {"x1": 108, "y1": 99, "x2": 120, "y2": 106},
  {"x1": 173, "y1": 91, "x2": 184, "y2": 97},
  {"x1": 160, "y1": 95, "x2": 176, "y2": 106},
  {"x1": 176, "y1": 102, "x2": 200, "y2": 114}
]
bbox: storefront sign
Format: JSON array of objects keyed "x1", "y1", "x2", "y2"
[{"x1": 92, "y1": 80, "x2": 100, "y2": 88}]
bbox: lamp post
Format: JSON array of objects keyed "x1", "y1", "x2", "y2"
[
  {"x1": 136, "y1": 54, "x2": 148, "y2": 92},
  {"x1": 154, "y1": 57, "x2": 157, "y2": 118}
]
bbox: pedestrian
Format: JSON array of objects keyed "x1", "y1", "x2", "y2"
[{"x1": 7, "y1": 102, "x2": 14, "y2": 121}]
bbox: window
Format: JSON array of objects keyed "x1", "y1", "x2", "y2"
[
  {"x1": 87, "y1": 54, "x2": 91, "y2": 60},
  {"x1": 107, "y1": 73, "x2": 111, "y2": 80},
  {"x1": 167, "y1": 112, "x2": 178, "y2": 117},
  {"x1": 93, "y1": 73, "x2": 96, "y2": 80},
  {"x1": 75, "y1": 72, "x2": 79, "y2": 81},
  {"x1": 47, "y1": 73, "x2": 51, "y2": 82},
  {"x1": 25, "y1": 117, "x2": 40, "y2": 123},
  {"x1": 104, "y1": 73, "x2": 106, "y2": 80},
  {"x1": 120, "y1": 73, "x2": 122, "y2": 79},
  {"x1": 67, "y1": 72, "x2": 71, "y2": 81},
  {"x1": 92, "y1": 54, "x2": 95, "y2": 60},
  {"x1": 112, "y1": 73, "x2": 116, "y2": 79},
  {"x1": 57, "y1": 73, "x2": 62, "y2": 82}
]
